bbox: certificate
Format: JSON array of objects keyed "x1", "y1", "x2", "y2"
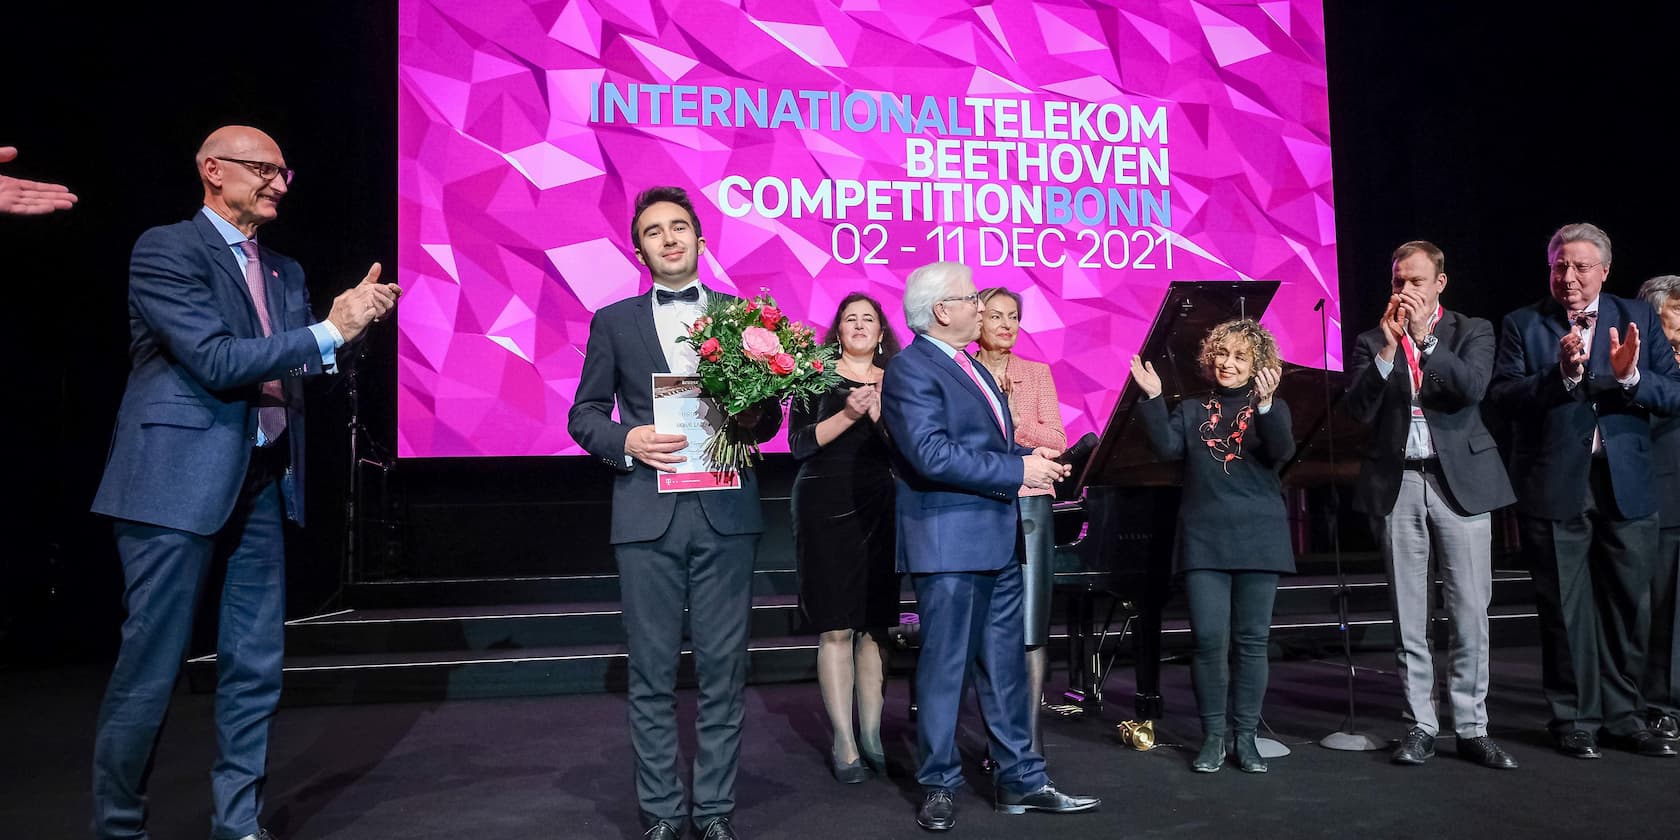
[{"x1": 651, "y1": 374, "x2": 741, "y2": 492}]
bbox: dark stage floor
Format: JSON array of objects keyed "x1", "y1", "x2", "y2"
[{"x1": 5, "y1": 647, "x2": 1677, "y2": 839}]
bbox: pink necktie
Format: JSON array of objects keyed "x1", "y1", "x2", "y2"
[
  {"x1": 954, "y1": 351, "x2": 1008, "y2": 433},
  {"x1": 238, "y1": 240, "x2": 287, "y2": 443}
]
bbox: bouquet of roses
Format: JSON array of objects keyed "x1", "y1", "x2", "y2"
[{"x1": 676, "y1": 291, "x2": 840, "y2": 469}]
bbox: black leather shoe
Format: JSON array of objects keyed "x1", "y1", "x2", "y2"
[
  {"x1": 918, "y1": 788, "x2": 956, "y2": 831},
  {"x1": 698, "y1": 816, "x2": 739, "y2": 839},
  {"x1": 1652, "y1": 714, "x2": 1680, "y2": 740},
  {"x1": 1602, "y1": 730, "x2": 1679, "y2": 757},
  {"x1": 1392, "y1": 726, "x2": 1435, "y2": 765},
  {"x1": 1457, "y1": 736, "x2": 1518, "y2": 769},
  {"x1": 1553, "y1": 729, "x2": 1602, "y2": 759},
  {"x1": 995, "y1": 784, "x2": 1101, "y2": 815},
  {"x1": 642, "y1": 824, "x2": 680, "y2": 840}
]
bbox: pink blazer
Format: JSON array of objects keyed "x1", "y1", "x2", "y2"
[{"x1": 1000, "y1": 356, "x2": 1066, "y2": 497}]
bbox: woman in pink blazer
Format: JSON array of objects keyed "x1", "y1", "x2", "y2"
[{"x1": 975, "y1": 286, "x2": 1067, "y2": 756}]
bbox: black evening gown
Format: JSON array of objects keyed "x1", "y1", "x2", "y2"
[{"x1": 789, "y1": 375, "x2": 900, "y2": 632}]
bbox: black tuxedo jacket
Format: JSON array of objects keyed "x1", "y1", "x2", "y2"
[{"x1": 568, "y1": 286, "x2": 783, "y2": 544}]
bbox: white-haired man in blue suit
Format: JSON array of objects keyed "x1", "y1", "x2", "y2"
[{"x1": 880, "y1": 261, "x2": 1099, "y2": 832}]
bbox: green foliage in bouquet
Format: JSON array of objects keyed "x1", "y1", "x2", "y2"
[{"x1": 675, "y1": 291, "x2": 840, "y2": 467}]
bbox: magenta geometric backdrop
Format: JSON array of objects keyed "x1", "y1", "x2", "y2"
[{"x1": 397, "y1": 0, "x2": 1338, "y2": 457}]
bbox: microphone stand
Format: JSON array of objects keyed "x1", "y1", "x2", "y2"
[
  {"x1": 1315, "y1": 298, "x2": 1383, "y2": 751},
  {"x1": 343, "y1": 331, "x2": 393, "y2": 591}
]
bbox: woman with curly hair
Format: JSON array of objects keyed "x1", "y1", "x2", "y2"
[{"x1": 1129, "y1": 318, "x2": 1297, "y2": 774}]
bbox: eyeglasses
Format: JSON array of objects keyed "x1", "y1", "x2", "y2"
[
  {"x1": 1549, "y1": 260, "x2": 1602, "y2": 276},
  {"x1": 215, "y1": 157, "x2": 295, "y2": 185},
  {"x1": 938, "y1": 293, "x2": 980, "y2": 306}
]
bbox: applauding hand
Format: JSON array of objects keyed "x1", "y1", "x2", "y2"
[{"x1": 1129, "y1": 355, "x2": 1163, "y2": 399}]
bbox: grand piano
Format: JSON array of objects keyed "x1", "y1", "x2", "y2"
[{"x1": 1049, "y1": 280, "x2": 1358, "y2": 724}]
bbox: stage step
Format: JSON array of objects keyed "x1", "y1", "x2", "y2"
[{"x1": 184, "y1": 572, "x2": 1540, "y2": 705}]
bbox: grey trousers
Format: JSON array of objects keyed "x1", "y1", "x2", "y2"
[
  {"x1": 1377, "y1": 466, "x2": 1493, "y2": 738},
  {"x1": 616, "y1": 494, "x2": 757, "y2": 831}
]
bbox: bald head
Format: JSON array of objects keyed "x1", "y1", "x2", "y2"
[
  {"x1": 198, "y1": 125, "x2": 289, "y2": 236},
  {"x1": 197, "y1": 126, "x2": 280, "y2": 177}
]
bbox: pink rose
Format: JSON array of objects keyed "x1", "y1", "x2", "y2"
[
  {"x1": 699, "y1": 337, "x2": 722, "y2": 362},
  {"x1": 740, "y1": 326, "x2": 783, "y2": 360},
  {"x1": 769, "y1": 353, "x2": 796, "y2": 375},
  {"x1": 811, "y1": 358, "x2": 824, "y2": 372},
  {"x1": 759, "y1": 306, "x2": 782, "y2": 329},
  {"x1": 689, "y1": 315, "x2": 712, "y2": 336}
]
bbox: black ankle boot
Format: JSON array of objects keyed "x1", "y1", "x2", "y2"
[
  {"x1": 1233, "y1": 731, "x2": 1267, "y2": 773},
  {"x1": 1192, "y1": 734, "x2": 1226, "y2": 773}
]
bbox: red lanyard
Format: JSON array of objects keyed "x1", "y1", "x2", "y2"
[{"x1": 1399, "y1": 305, "x2": 1443, "y2": 395}]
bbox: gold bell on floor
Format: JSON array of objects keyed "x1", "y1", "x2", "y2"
[{"x1": 1115, "y1": 719, "x2": 1156, "y2": 750}]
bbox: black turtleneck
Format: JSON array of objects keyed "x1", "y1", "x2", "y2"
[{"x1": 1137, "y1": 385, "x2": 1299, "y2": 574}]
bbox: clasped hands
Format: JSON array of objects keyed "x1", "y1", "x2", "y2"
[
  {"x1": 326, "y1": 263, "x2": 402, "y2": 342},
  {"x1": 1378, "y1": 290, "x2": 1433, "y2": 354},
  {"x1": 841, "y1": 383, "x2": 880, "y2": 421},
  {"x1": 1558, "y1": 319, "x2": 1639, "y2": 382}
]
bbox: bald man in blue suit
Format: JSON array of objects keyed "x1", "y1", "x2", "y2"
[{"x1": 89, "y1": 125, "x2": 398, "y2": 840}]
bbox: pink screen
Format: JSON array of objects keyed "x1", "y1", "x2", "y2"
[{"x1": 397, "y1": 0, "x2": 1339, "y2": 457}]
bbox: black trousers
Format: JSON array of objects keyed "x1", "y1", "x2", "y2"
[
  {"x1": 1521, "y1": 458, "x2": 1656, "y2": 737},
  {"x1": 615, "y1": 494, "x2": 757, "y2": 831},
  {"x1": 1643, "y1": 526, "x2": 1680, "y2": 717}
]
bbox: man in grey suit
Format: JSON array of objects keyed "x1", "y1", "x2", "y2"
[
  {"x1": 90, "y1": 125, "x2": 398, "y2": 840},
  {"x1": 1345, "y1": 240, "x2": 1518, "y2": 769},
  {"x1": 568, "y1": 186, "x2": 780, "y2": 840}
]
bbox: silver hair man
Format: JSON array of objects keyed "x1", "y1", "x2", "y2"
[
  {"x1": 1548, "y1": 222, "x2": 1614, "y2": 266},
  {"x1": 903, "y1": 261, "x2": 972, "y2": 335}
]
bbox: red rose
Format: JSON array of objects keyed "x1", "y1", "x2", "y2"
[
  {"x1": 769, "y1": 353, "x2": 796, "y2": 375},
  {"x1": 811, "y1": 358, "x2": 824, "y2": 372},
  {"x1": 699, "y1": 337, "x2": 723, "y2": 362},
  {"x1": 759, "y1": 306, "x2": 782, "y2": 329},
  {"x1": 745, "y1": 300, "x2": 759, "y2": 312}
]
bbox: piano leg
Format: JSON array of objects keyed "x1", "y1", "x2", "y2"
[{"x1": 1132, "y1": 538, "x2": 1173, "y2": 721}]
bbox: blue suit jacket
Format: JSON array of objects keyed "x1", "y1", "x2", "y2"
[
  {"x1": 567, "y1": 287, "x2": 782, "y2": 545},
  {"x1": 880, "y1": 335, "x2": 1029, "y2": 573},
  {"x1": 92, "y1": 213, "x2": 325, "y2": 534},
  {"x1": 1489, "y1": 293, "x2": 1680, "y2": 520}
]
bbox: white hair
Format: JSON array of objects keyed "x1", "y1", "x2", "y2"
[
  {"x1": 1640, "y1": 275, "x2": 1680, "y2": 309},
  {"x1": 903, "y1": 261, "x2": 970, "y2": 334}
]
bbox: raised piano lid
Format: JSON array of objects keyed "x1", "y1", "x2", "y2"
[{"x1": 1073, "y1": 280, "x2": 1361, "y2": 492}]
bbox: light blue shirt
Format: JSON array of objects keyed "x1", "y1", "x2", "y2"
[
  {"x1": 920, "y1": 334, "x2": 1008, "y2": 433},
  {"x1": 202, "y1": 206, "x2": 342, "y2": 445}
]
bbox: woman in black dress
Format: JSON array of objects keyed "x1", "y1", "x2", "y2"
[
  {"x1": 789, "y1": 292, "x2": 902, "y2": 783},
  {"x1": 1130, "y1": 318, "x2": 1296, "y2": 774}
]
